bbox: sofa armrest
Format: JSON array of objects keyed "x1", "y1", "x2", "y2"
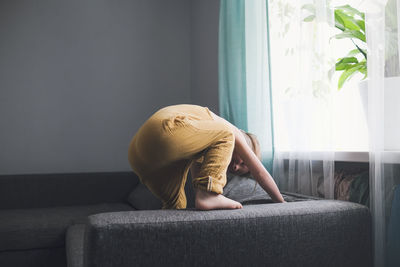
[
  {"x1": 83, "y1": 200, "x2": 371, "y2": 267},
  {"x1": 66, "y1": 224, "x2": 86, "y2": 267}
]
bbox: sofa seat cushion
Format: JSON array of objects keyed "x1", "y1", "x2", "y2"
[{"x1": 0, "y1": 203, "x2": 134, "y2": 252}]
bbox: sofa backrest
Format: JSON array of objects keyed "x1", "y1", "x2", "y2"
[{"x1": 0, "y1": 172, "x2": 139, "y2": 209}]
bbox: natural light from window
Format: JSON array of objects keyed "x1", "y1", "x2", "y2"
[{"x1": 269, "y1": 0, "x2": 369, "y2": 152}]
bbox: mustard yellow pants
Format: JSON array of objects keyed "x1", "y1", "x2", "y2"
[{"x1": 128, "y1": 105, "x2": 234, "y2": 209}]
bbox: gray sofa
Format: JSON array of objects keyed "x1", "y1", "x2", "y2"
[
  {"x1": 0, "y1": 172, "x2": 372, "y2": 267},
  {"x1": 0, "y1": 172, "x2": 137, "y2": 267}
]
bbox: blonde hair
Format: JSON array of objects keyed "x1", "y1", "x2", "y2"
[
  {"x1": 240, "y1": 129, "x2": 262, "y2": 161},
  {"x1": 239, "y1": 130, "x2": 262, "y2": 191}
]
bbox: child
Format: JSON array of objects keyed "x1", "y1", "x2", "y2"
[{"x1": 128, "y1": 104, "x2": 284, "y2": 210}]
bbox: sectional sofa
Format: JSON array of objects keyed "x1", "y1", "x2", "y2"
[{"x1": 0, "y1": 172, "x2": 372, "y2": 267}]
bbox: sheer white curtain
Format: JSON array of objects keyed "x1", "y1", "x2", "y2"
[
  {"x1": 270, "y1": 0, "x2": 335, "y2": 198},
  {"x1": 366, "y1": 0, "x2": 400, "y2": 266},
  {"x1": 270, "y1": 0, "x2": 400, "y2": 265}
]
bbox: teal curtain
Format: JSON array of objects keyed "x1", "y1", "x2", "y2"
[
  {"x1": 218, "y1": 0, "x2": 247, "y2": 131},
  {"x1": 218, "y1": 0, "x2": 275, "y2": 172}
]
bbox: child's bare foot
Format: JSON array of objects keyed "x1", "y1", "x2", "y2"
[{"x1": 195, "y1": 189, "x2": 243, "y2": 210}]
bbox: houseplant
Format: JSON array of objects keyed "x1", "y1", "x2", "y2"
[
  {"x1": 303, "y1": 3, "x2": 367, "y2": 89},
  {"x1": 332, "y1": 5, "x2": 367, "y2": 90}
]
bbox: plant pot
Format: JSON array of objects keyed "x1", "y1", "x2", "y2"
[{"x1": 359, "y1": 76, "x2": 400, "y2": 151}]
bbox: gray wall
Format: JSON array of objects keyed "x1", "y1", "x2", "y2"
[
  {"x1": 0, "y1": 0, "x2": 192, "y2": 174},
  {"x1": 190, "y1": 0, "x2": 220, "y2": 113}
]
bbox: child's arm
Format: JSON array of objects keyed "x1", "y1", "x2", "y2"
[
  {"x1": 232, "y1": 127, "x2": 285, "y2": 203},
  {"x1": 210, "y1": 111, "x2": 285, "y2": 203}
]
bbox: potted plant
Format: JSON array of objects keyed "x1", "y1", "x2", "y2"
[{"x1": 303, "y1": 1, "x2": 400, "y2": 150}]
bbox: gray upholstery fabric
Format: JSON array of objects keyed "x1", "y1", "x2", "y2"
[
  {"x1": 127, "y1": 173, "x2": 196, "y2": 210},
  {"x1": 223, "y1": 174, "x2": 320, "y2": 204},
  {"x1": 0, "y1": 203, "x2": 134, "y2": 251},
  {"x1": 0, "y1": 172, "x2": 138, "y2": 209},
  {"x1": 84, "y1": 200, "x2": 372, "y2": 267},
  {"x1": 66, "y1": 224, "x2": 86, "y2": 267},
  {"x1": 127, "y1": 173, "x2": 317, "y2": 210},
  {"x1": 127, "y1": 183, "x2": 163, "y2": 210},
  {"x1": 222, "y1": 174, "x2": 266, "y2": 202},
  {"x1": 0, "y1": 247, "x2": 66, "y2": 267}
]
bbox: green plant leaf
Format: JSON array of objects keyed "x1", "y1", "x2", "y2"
[
  {"x1": 359, "y1": 68, "x2": 367, "y2": 75},
  {"x1": 335, "y1": 9, "x2": 361, "y2": 31},
  {"x1": 336, "y1": 62, "x2": 359, "y2": 71},
  {"x1": 335, "y1": 5, "x2": 365, "y2": 20},
  {"x1": 336, "y1": 57, "x2": 359, "y2": 70},
  {"x1": 346, "y1": 49, "x2": 361, "y2": 57},
  {"x1": 332, "y1": 30, "x2": 366, "y2": 42},
  {"x1": 336, "y1": 63, "x2": 354, "y2": 71},
  {"x1": 338, "y1": 57, "x2": 359, "y2": 64},
  {"x1": 358, "y1": 61, "x2": 367, "y2": 75},
  {"x1": 355, "y1": 19, "x2": 365, "y2": 32},
  {"x1": 338, "y1": 64, "x2": 363, "y2": 89},
  {"x1": 334, "y1": 11, "x2": 345, "y2": 31}
]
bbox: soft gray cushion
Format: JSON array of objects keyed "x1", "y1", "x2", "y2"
[
  {"x1": 222, "y1": 173, "x2": 264, "y2": 202},
  {"x1": 223, "y1": 173, "x2": 319, "y2": 204},
  {"x1": 84, "y1": 200, "x2": 372, "y2": 267},
  {"x1": 127, "y1": 183, "x2": 163, "y2": 210},
  {"x1": 0, "y1": 203, "x2": 134, "y2": 251}
]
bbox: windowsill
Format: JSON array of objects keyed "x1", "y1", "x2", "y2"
[
  {"x1": 335, "y1": 151, "x2": 368, "y2": 163},
  {"x1": 276, "y1": 151, "x2": 400, "y2": 163}
]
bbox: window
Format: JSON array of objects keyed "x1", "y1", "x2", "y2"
[{"x1": 269, "y1": 0, "x2": 369, "y2": 153}]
